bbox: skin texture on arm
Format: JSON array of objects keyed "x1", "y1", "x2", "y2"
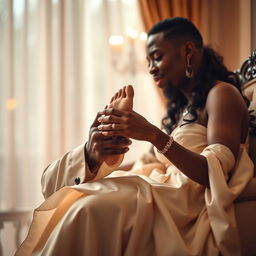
[
  {"x1": 205, "y1": 82, "x2": 248, "y2": 159},
  {"x1": 151, "y1": 130, "x2": 209, "y2": 186}
]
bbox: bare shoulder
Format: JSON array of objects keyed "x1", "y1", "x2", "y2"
[
  {"x1": 205, "y1": 81, "x2": 249, "y2": 153},
  {"x1": 208, "y1": 82, "x2": 243, "y2": 99},
  {"x1": 206, "y1": 81, "x2": 247, "y2": 114}
]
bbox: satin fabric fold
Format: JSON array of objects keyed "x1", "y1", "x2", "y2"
[
  {"x1": 202, "y1": 144, "x2": 253, "y2": 256},
  {"x1": 16, "y1": 123, "x2": 254, "y2": 256}
]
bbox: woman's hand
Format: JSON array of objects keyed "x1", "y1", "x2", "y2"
[
  {"x1": 85, "y1": 112, "x2": 132, "y2": 172},
  {"x1": 97, "y1": 108, "x2": 158, "y2": 143}
]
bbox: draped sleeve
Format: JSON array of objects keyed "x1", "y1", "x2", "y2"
[{"x1": 201, "y1": 143, "x2": 254, "y2": 256}]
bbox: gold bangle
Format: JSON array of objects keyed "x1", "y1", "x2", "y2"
[{"x1": 157, "y1": 136, "x2": 174, "y2": 154}]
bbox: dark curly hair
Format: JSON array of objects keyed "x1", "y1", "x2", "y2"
[{"x1": 148, "y1": 17, "x2": 244, "y2": 134}]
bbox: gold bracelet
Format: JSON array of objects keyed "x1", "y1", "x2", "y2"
[{"x1": 157, "y1": 136, "x2": 174, "y2": 154}]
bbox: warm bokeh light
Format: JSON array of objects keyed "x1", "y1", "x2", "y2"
[
  {"x1": 139, "y1": 32, "x2": 147, "y2": 41},
  {"x1": 6, "y1": 98, "x2": 17, "y2": 111},
  {"x1": 108, "y1": 35, "x2": 124, "y2": 46},
  {"x1": 121, "y1": 0, "x2": 135, "y2": 4},
  {"x1": 126, "y1": 28, "x2": 138, "y2": 39}
]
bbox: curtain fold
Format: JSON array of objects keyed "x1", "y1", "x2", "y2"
[{"x1": 138, "y1": 0, "x2": 202, "y2": 33}]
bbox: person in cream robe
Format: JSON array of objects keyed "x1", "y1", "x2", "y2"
[{"x1": 16, "y1": 17, "x2": 254, "y2": 256}]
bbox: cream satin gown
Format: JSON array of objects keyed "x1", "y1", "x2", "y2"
[{"x1": 16, "y1": 123, "x2": 254, "y2": 256}]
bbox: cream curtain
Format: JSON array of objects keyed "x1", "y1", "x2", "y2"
[
  {"x1": 0, "y1": 0, "x2": 164, "y2": 210},
  {"x1": 201, "y1": 0, "x2": 252, "y2": 71},
  {"x1": 138, "y1": 0, "x2": 202, "y2": 33}
]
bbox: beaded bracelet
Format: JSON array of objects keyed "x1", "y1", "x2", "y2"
[{"x1": 157, "y1": 136, "x2": 174, "y2": 154}]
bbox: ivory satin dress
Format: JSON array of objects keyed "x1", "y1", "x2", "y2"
[{"x1": 16, "y1": 123, "x2": 254, "y2": 256}]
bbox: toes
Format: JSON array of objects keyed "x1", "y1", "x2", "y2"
[
  {"x1": 117, "y1": 89, "x2": 122, "y2": 98},
  {"x1": 122, "y1": 86, "x2": 126, "y2": 98},
  {"x1": 126, "y1": 85, "x2": 134, "y2": 98},
  {"x1": 114, "y1": 92, "x2": 119, "y2": 100}
]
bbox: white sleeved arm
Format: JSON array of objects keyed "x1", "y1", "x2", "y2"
[
  {"x1": 41, "y1": 144, "x2": 95, "y2": 199},
  {"x1": 41, "y1": 143, "x2": 124, "y2": 199}
]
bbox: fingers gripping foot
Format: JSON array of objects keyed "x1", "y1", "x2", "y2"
[{"x1": 104, "y1": 85, "x2": 134, "y2": 166}]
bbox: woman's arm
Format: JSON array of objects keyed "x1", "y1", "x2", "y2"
[{"x1": 150, "y1": 128, "x2": 209, "y2": 186}]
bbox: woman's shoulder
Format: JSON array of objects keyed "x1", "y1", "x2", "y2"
[
  {"x1": 209, "y1": 81, "x2": 241, "y2": 95},
  {"x1": 206, "y1": 81, "x2": 246, "y2": 109},
  {"x1": 205, "y1": 81, "x2": 249, "y2": 146}
]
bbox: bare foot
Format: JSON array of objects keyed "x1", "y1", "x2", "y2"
[
  {"x1": 105, "y1": 85, "x2": 134, "y2": 166},
  {"x1": 108, "y1": 85, "x2": 134, "y2": 111}
]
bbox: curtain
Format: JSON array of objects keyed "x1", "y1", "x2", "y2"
[
  {"x1": 201, "y1": 0, "x2": 252, "y2": 71},
  {"x1": 138, "y1": 0, "x2": 202, "y2": 35},
  {"x1": 1, "y1": 0, "x2": 166, "y2": 254}
]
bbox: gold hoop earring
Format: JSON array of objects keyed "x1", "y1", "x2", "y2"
[{"x1": 185, "y1": 56, "x2": 194, "y2": 78}]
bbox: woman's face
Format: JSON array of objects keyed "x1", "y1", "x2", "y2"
[{"x1": 146, "y1": 32, "x2": 187, "y2": 89}]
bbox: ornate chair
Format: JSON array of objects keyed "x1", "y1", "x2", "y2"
[{"x1": 235, "y1": 49, "x2": 256, "y2": 255}]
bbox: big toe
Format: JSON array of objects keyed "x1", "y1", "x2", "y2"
[{"x1": 126, "y1": 85, "x2": 134, "y2": 98}]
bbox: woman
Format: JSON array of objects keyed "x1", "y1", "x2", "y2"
[{"x1": 16, "y1": 17, "x2": 253, "y2": 256}]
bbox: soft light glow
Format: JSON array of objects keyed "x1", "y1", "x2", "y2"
[
  {"x1": 121, "y1": 0, "x2": 135, "y2": 4},
  {"x1": 52, "y1": 0, "x2": 59, "y2": 5},
  {"x1": 13, "y1": 0, "x2": 24, "y2": 17},
  {"x1": 139, "y1": 32, "x2": 147, "y2": 41},
  {"x1": 126, "y1": 28, "x2": 138, "y2": 39},
  {"x1": 109, "y1": 35, "x2": 124, "y2": 46},
  {"x1": 6, "y1": 98, "x2": 17, "y2": 111}
]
